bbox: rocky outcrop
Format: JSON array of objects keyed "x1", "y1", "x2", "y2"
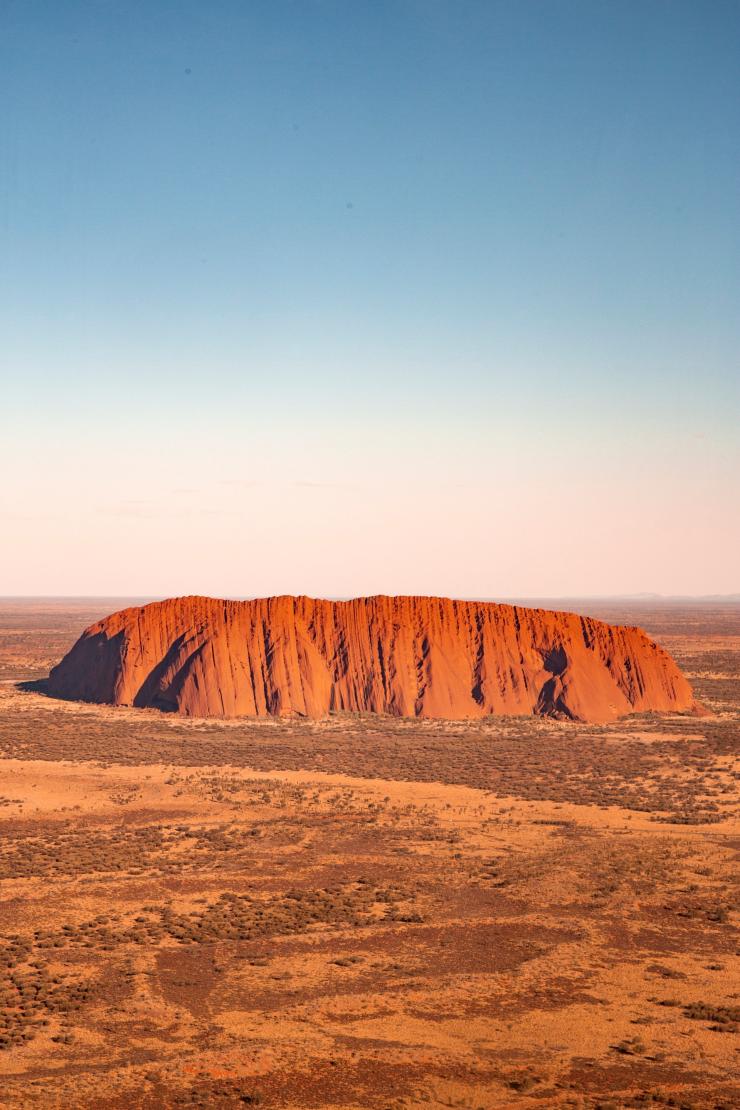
[{"x1": 45, "y1": 595, "x2": 698, "y2": 723}]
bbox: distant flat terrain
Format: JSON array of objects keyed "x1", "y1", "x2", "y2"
[
  {"x1": 0, "y1": 599, "x2": 150, "y2": 683},
  {"x1": 0, "y1": 600, "x2": 737, "y2": 1109}
]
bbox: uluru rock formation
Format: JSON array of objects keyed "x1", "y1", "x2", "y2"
[{"x1": 46, "y1": 595, "x2": 699, "y2": 724}]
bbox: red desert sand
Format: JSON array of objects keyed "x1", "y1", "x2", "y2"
[{"x1": 47, "y1": 595, "x2": 699, "y2": 723}]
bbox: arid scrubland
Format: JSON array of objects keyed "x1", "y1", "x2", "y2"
[{"x1": 0, "y1": 600, "x2": 737, "y2": 1109}]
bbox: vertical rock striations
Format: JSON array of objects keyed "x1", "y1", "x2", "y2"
[{"x1": 46, "y1": 595, "x2": 698, "y2": 723}]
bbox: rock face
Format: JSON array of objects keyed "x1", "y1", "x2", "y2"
[{"x1": 46, "y1": 595, "x2": 698, "y2": 723}]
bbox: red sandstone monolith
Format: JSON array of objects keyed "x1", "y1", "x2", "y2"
[{"x1": 46, "y1": 595, "x2": 699, "y2": 723}]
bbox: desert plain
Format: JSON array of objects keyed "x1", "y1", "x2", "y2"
[{"x1": 0, "y1": 598, "x2": 737, "y2": 1110}]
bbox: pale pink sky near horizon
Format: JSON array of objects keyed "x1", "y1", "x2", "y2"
[{"x1": 2, "y1": 402, "x2": 737, "y2": 598}]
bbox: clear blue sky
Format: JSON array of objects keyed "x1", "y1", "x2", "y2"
[{"x1": 1, "y1": 1, "x2": 738, "y2": 596}]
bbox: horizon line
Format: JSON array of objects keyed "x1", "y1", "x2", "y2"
[{"x1": 1, "y1": 593, "x2": 739, "y2": 603}]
